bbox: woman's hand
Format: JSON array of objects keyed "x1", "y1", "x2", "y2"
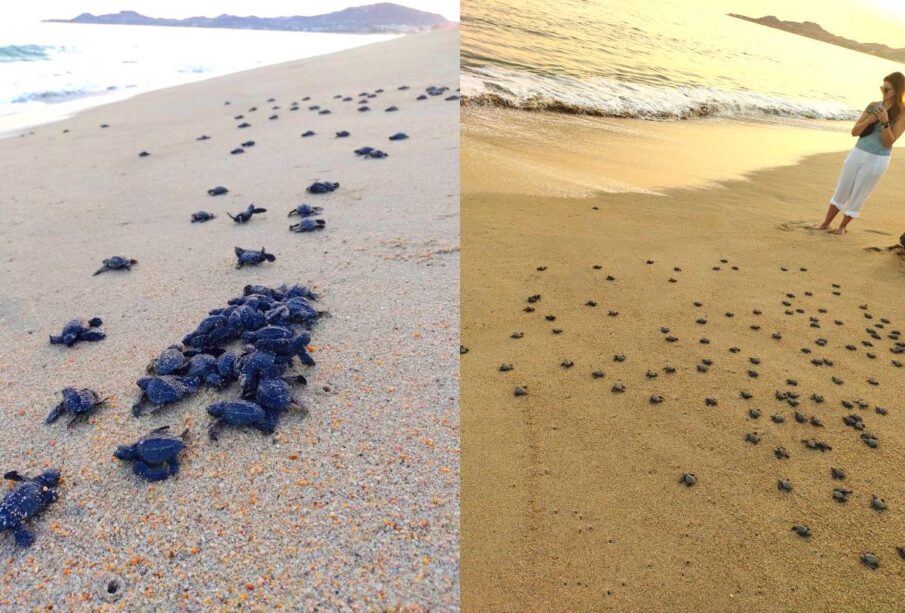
[{"x1": 873, "y1": 106, "x2": 889, "y2": 124}]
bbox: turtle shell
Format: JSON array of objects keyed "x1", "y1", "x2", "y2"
[{"x1": 135, "y1": 430, "x2": 185, "y2": 464}]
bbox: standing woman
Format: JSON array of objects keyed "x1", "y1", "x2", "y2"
[{"x1": 817, "y1": 72, "x2": 905, "y2": 234}]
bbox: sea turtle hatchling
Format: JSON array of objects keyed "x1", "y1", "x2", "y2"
[
  {"x1": 0, "y1": 469, "x2": 61, "y2": 547},
  {"x1": 49, "y1": 318, "x2": 105, "y2": 347},
  {"x1": 833, "y1": 488, "x2": 852, "y2": 503},
  {"x1": 871, "y1": 496, "x2": 887, "y2": 512},
  {"x1": 227, "y1": 205, "x2": 267, "y2": 223},
  {"x1": 861, "y1": 552, "x2": 879, "y2": 570},
  {"x1": 288, "y1": 204, "x2": 323, "y2": 218},
  {"x1": 114, "y1": 426, "x2": 188, "y2": 482},
  {"x1": 93, "y1": 256, "x2": 137, "y2": 276},
  {"x1": 791, "y1": 525, "x2": 811, "y2": 538},
  {"x1": 777, "y1": 479, "x2": 793, "y2": 492},
  {"x1": 191, "y1": 211, "x2": 216, "y2": 223},
  {"x1": 307, "y1": 181, "x2": 339, "y2": 194},
  {"x1": 46, "y1": 387, "x2": 107, "y2": 427},
  {"x1": 679, "y1": 473, "x2": 696, "y2": 487},
  {"x1": 132, "y1": 376, "x2": 200, "y2": 417},
  {"x1": 234, "y1": 246, "x2": 276, "y2": 269},
  {"x1": 289, "y1": 219, "x2": 326, "y2": 233}
]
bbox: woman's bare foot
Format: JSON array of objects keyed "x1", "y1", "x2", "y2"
[
  {"x1": 813, "y1": 223, "x2": 831, "y2": 230},
  {"x1": 833, "y1": 227, "x2": 847, "y2": 235}
]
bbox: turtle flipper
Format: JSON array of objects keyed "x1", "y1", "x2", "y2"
[
  {"x1": 13, "y1": 527, "x2": 34, "y2": 547},
  {"x1": 93, "y1": 266, "x2": 108, "y2": 276},
  {"x1": 45, "y1": 403, "x2": 65, "y2": 424},
  {"x1": 66, "y1": 412, "x2": 87, "y2": 428},
  {"x1": 167, "y1": 457, "x2": 180, "y2": 477},
  {"x1": 133, "y1": 461, "x2": 170, "y2": 482},
  {"x1": 3, "y1": 471, "x2": 26, "y2": 482}
]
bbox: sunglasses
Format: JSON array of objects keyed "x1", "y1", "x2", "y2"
[{"x1": 881, "y1": 85, "x2": 894, "y2": 93}]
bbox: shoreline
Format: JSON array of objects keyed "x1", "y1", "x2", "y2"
[
  {"x1": 0, "y1": 27, "x2": 406, "y2": 137},
  {"x1": 462, "y1": 125, "x2": 905, "y2": 610},
  {"x1": 462, "y1": 105, "x2": 904, "y2": 197}
]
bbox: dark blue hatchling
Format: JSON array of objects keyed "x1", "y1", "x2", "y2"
[
  {"x1": 147, "y1": 344, "x2": 189, "y2": 376},
  {"x1": 306, "y1": 181, "x2": 339, "y2": 194},
  {"x1": 234, "y1": 246, "x2": 276, "y2": 269},
  {"x1": 253, "y1": 377, "x2": 305, "y2": 415},
  {"x1": 132, "y1": 376, "x2": 201, "y2": 416},
  {"x1": 93, "y1": 256, "x2": 137, "y2": 276},
  {"x1": 207, "y1": 186, "x2": 229, "y2": 196},
  {"x1": 290, "y1": 219, "x2": 326, "y2": 233},
  {"x1": 183, "y1": 353, "x2": 225, "y2": 388},
  {"x1": 0, "y1": 469, "x2": 61, "y2": 547},
  {"x1": 46, "y1": 387, "x2": 107, "y2": 427},
  {"x1": 288, "y1": 204, "x2": 323, "y2": 218},
  {"x1": 114, "y1": 426, "x2": 187, "y2": 482},
  {"x1": 49, "y1": 318, "x2": 105, "y2": 347},
  {"x1": 191, "y1": 211, "x2": 216, "y2": 223},
  {"x1": 227, "y1": 204, "x2": 267, "y2": 223},
  {"x1": 207, "y1": 400, "x2": 274, "y2": 440}
]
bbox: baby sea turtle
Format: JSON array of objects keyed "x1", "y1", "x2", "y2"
[
  {"x1": 613, "y1": 354, "x2": 625, "y2": 362},
  {"x1": 771, "y1": 413, "x2": 785, "y2": 424},
  {"x1": 301, "y1": 130, "x2": 315, "y2": 137},
  {"x1": 510, "y1": 332, "x2": 524, "y2": 339},
  {"x1": 335, "y1": 131, "x2": 350, "y2": 138},
  {"x1": 552, "y1": 329, "x2": 563, "y2": 334},
  {"x1": 650, "y1": 394, "x2": 664, "y2": 405},
  {"x1": 114, "y1": 426, "x2": 188, "y2": 482},
  {"x1": 802, "y1": 439, "x2": 831, "y2": 452},
  {"x1": 288, "y1": 204, "x2": 323, "y2": 218},
  {"x1": 207, "y1": 186, "x2": 229, "y2": 196},
  {"x1": 228, "y1": 205, "x2": 267, "y2": 223},
  {"x1": 207, "y1": 400, "x2": 274, "y2": 441},
  {"x1": 861, "y1": 553, "x2": 879, "y2": 570},
  {"x1": 93, "y1": 256, "x2": 137, "y2": 276},
  {"x1": 745, "y1": 432, "x2": 760, "y2": 444},
  {"x1": 191, "y1": 211, "x2": 216, "y2": 223},
  {"x1": 514, "y1": 386, "x2": 528, "y2": 397},
  {"x1": 591, "y1": 371, "x2": 605, "y2": 379},
  {"x1": 810, "y1": 393, "x2": 824, "y2": 404},
  {"x1": 230, "y1": 148, "x2": 245, "y2": 155},
  {"x1": 740, "y1": 390, "x2": 753, "y2": 400},
  {"x1": 234, "y1": 246, "x2": 276, "y2": 269},
  {"x1": 777, "y1": 479, "x2": 793, "y2": 492},
  {"x1": 307, "y1": 181, "x2": 339, "y2": 194},
  {"x1": 663, "y1": 366, "x2": 676, "y2": 374},
  {"x1": 748, "y1": 408, "x2": 761, "y2": 419},
  {"x1": 705, "y1": 397, "x2": 718, "y2": 407},
  {"x1": 241, "y1": 141, "x2": 255, "y2": 147},
  {"x1": 0, "y1": 469, "x2": 61, "y2": 547},
  {"x1": 833, "y1": 488, "x2": 852, "y2": 503},
  {"x1": 49, "y1": 318, "x2": 104, "y2": 347},
  {"x1": 794, "y1": 411, "x2": 806, "y2": 423},
  {"x1": 645, "y1": 370, "x2": 658, "y2": 379},
  {"x1": 46, "y1": 387, "x2": 107, "y2": 427},
  {"x1": 132, "y1": 376, "x2": 200, "y2": 416},
  {"x1": 774, "y1": 447, "x2": 790, "y2": 459},
  {"x1": 289, "y1": 219, "x2": 326, "y2": 233},
  {"x1": 831, "y1": 467, "x2": 846, "y2": 480},
  {"x1": 561, "y1": 360, "x2": 574, "y2": 369},
  {"x1": 499, "y1": 364, "x2": 513, "y2": 372},
  {"x1": 389, "y1": 132, "x2": 408, "y2": 141},
  {"x1": 871, "y1": 496, "x2": 887, "y2": 512},
  {"x1": 611, "y1": 383, "x2": 625, "y2": 393},
  {"x1": 791, "y1": 525, "x2": 811, "y2": 538},
  {"x1": 679, "y1": 473, "x2": 696, "y2": 487},
  {"x1": 861, "y1": 433, "x2": 879, "y2": 448}
]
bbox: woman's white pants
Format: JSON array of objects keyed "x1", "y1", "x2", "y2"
[{"x1": 830, "y1": 146, "x2": 890, "y2": 218}]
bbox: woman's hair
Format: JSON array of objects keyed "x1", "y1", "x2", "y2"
[
  {"x1": 861, "y1": 72, "x2": 904, "y2": 138},
  {"x1": 884, "y1": 72, "x2": 905, "y2": 125}
]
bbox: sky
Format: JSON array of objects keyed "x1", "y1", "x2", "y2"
[{"x1": 6, "y1": 1, "x2": 460, "y2": 24}]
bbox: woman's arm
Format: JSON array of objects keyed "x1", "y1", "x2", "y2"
[
  {"x1": 880, "y1": 112, "x2": 905, "y2": 148},
  {"x1": 852, "y1": 109, "x2": 878, "y2": 137}
]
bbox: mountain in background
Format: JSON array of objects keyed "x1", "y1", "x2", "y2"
[
  {"x1": 45, "y1": 3, "x2": 454, "y2": 34},
  {"x1": 729, "y1": 14, "x2": 905, "y2": 64}
]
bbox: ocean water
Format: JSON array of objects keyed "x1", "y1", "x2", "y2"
[
  {"x1": 0, "y1": 22, "x2": 398, "y2": 133},
  {"x1": 461, "y1": 0, "x2": 904, "y2": 122}
]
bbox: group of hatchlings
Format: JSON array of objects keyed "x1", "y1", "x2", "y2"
[{"x1": 3, "y1": 283, "x2": 321, "y2": 548}]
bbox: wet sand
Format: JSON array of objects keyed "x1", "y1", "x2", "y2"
[
  {"x1": 461, "y1": 112, "x2": 905, "y2": 611},
  {"x1": 0, "y1": 29, "x2": 459, "y2": 609}
]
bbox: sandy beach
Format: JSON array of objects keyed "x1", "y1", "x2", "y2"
[
  {"x1": 0, "y1": 28, "x2": 459, "y2": 610},
  {"x1": 461, "y1": 109, "x2": 905, "y2": 611}
]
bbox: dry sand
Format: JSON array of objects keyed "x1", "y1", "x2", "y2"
[
  {"x1": 461, "y1": 110, "x2": 905, "y2": 611},
  {"x1": 0, "y1": 29, "x2": 459, "y2": 610}
]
